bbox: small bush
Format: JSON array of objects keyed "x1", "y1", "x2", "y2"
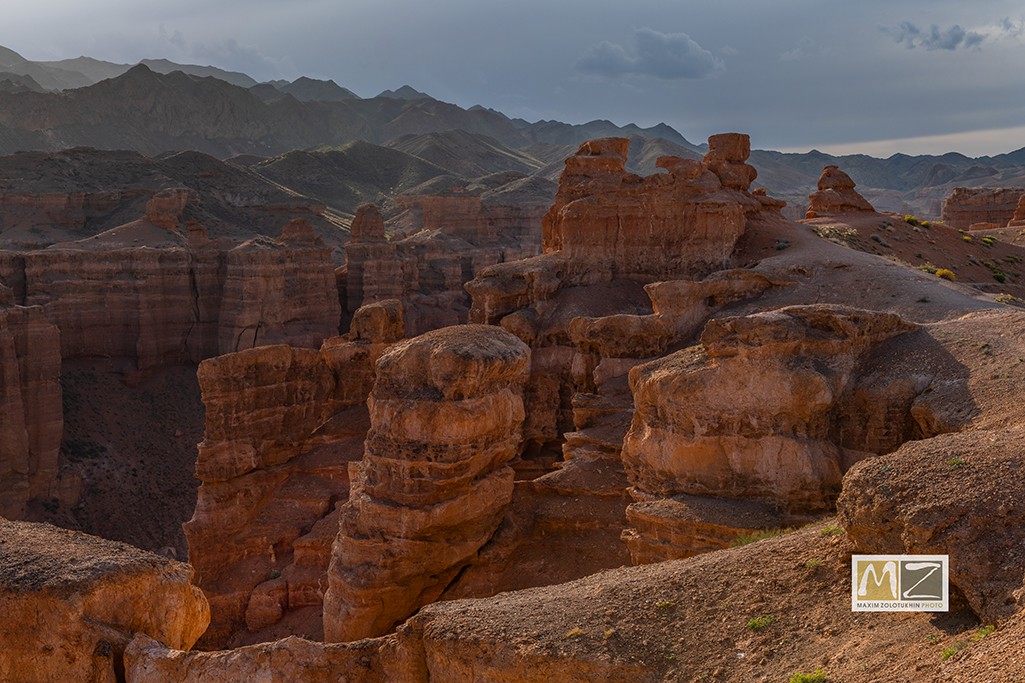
[
  {"x1": 789, "y1": 669, "x2": 828, "y2": 683},
  {"x1": 819, "y1": 525, "x2": 845, "y2": 537},
  {"x1": 982, "y1": 236, "x2": 996, "y2": 246},
  {"x1": 747, "y1": 614, "x2": 776, "y2": 630},
  {"x1": 942, "y1": 643, "x2": 966, "y2": 660},
  {"x1": 775, "y1": 238, "x2": 791, "y2": 251},
  {"x1": 921, "y1": 220, "x2": 932, "y2": 229},
  {"x1": 935, "y1": 268, "x2": 956, "y2": 281},
  {"x1": 805, "y1": 558, "x2": 824, "y2": 569},
  {"x1": 948, "y1": 456, "x2": 965, "y2": 469},
  {"x1": 962, "y1": 234, "x2": 974, "y2": 243},
  {"x1": 972, "y1": 625, "x2": 996, "y2": 641},
  {"x1": 904, "y1": 215, "x2": 919, "y2": 226},
  {"x1": 993, "y1": 270, "x2": 1007, "y2": 283}
]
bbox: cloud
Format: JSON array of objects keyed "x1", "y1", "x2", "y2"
[
  {"x1": 882, "y1": 21, "x2": 985, "y2": 50},
  {"x1": 577, "y1": 28, "x2": 724, "y2": 80},
  {"x1": 780, "y1": 37, "x2": 816, "y2": 62}
]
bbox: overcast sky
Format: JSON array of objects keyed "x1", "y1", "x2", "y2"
[{"x1": 4, "y1": 0, "x2": 1024, "y2": 156}]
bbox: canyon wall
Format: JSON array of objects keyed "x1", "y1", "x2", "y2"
[
  {"x1": 0, "y1": 299, "x2": 63, "y2": 518},
  {"x1": 185, "y1": 300, "x2": 403, "y2": 647},
  {"x1": 0, "y1": 219, "x2": 340, "y2": 370},
  {"x1": 941, "y1": 187, "x2": 1025, "y2": 230},
  {"x1": 341, "y1": 184, "x2": 548, "y2": 336}
]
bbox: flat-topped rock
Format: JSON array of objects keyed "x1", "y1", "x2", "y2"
[{"x1": 0, "y1": 518, "x2": 208, "y2": 682}]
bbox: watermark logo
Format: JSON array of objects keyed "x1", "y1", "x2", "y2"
[{"x1": 851, "y1": 554, "x2": 948, "y2": 612}]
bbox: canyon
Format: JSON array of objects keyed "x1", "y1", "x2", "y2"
[{"x1": 3, "y1": 116, "x2": 1025, "y2": 681}]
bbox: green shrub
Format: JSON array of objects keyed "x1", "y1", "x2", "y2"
[
  {"x1": 747, "y1": 614, "x2": 776, "y2": 630},
  {"x1": 904, "y1": 215, "x2": 919, "y2": 226},
  {"x1": 789, "y1": 669, "x2": 828, "y2": 683}
]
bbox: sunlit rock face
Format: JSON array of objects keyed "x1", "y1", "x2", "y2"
[{"x1": 323, "y1": 324, "x2": 529, "y2": 642}]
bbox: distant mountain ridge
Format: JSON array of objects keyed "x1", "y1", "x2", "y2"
[
  {"x1": 1, "y1": 43, "x2": 1024, "y2": 218},
  {"x1": 0, "y1": 62, "x2": 697, "y2": 159}
]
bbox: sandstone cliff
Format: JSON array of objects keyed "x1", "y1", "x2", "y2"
[
  {"x1": 0, "y1": 219, "x2": 340, "y2": 371},
  {"x1": 323, "y1": 324, "x2": 530, "y2": 642},
  {"x1": 186, "y1": 301, "x2": 404, "y2": 647},
  {"x1": 941, "y1": 187, "x2": 1025, "y2": 230},
  {"x1": 0, "y1": 301, "x2": 63, "y2": 518},
  {"x1": 0, "y1": 518, "x2": 208, "y2": 683}
]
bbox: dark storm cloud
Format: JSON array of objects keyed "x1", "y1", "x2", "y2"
[
  {"x1": 577, "y1": 28, "x2": 724, "y2": 80},
  {"x1": 882, "y1": 21, "x2": 985, "y2": 50}
]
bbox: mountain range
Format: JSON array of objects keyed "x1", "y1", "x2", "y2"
[{"x1": 0, "y1": 44, "x2": 1023, "y2": 218}]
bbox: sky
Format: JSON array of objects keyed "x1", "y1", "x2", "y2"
[{"x1": 3, "y1": 0, "x2": 1024, "y2": 157}]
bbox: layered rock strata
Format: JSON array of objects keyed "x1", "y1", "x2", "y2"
[
  {"x1": 0, "y1": 219, "x2": 340, "y2": 370},
  {"x1": 805, "y1": 165, "x2": 874, "y2": 218},
  {"x1": 942, "y1": 187, "x2": 1025, "y2": 230},
  {"x1": 323, "y1": 324, "x2": 530, "y2": 642},
  {"x1": 0, "y1": 300, "x2": 63, "y2": 518},
  {"x1": 0, "y1": 518, "x2": 209, "y2": 683},
  {"x1": 621, "y1": 305, "x2": 918, "y2": 514},
  {"x1": 185, "y1": 301, "x2": 404, "y2": 647},
  {"x1": 465, "y1": 135, "x2": 782, "y2": 450},
  {"x1": 341, "y1": 191, "x2": 547, "y2": 336}
]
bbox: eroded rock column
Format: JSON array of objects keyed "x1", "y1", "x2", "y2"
[{"x1": 323, "y1": 324, "x2": 530, "y2": 642}]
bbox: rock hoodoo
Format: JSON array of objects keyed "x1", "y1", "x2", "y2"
[
  {"x1": 185, "y1": 303, "x2": 404, "y2": 647},
  {"x1": 323, "y1": 324, "x2": 530, "y2": 642},
  {"x1": 805, "y1": 165, "x2": 874, "y2": 218}
]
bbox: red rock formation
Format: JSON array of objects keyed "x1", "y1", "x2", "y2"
[
  {"x1": 941, "y1": 187, "x2": 1025, "y2": 230},
  {"x1": 186, "y1": 303, "x2": 403, "y2": 647},
  {"x1": 342, "y1": 192, "x2": 546, "y2": 336},
  {"x1": 0, "y1": 220, "x2": 340, "y2": 371},
  {"x1": 839, "y1": 427, "x2": 1025, "y2": 625},
  {"x1": 323, "y1": 324, "x2": 530, "y2": 642},
  {"x1": 145, "y1": 188, "x2": 193, "y2": 231},
  {"x1": 805, "y1": 165, "x2": 874, "y2": 218},
  {"x1": 540, "y1": 136, "x2": 750, "y2": 282},
  {"x1": 1008, "y1": 193, "x2": 1025, "y2": 227},
  {"x1": 218, "y1": 224, "x2": 340, "y2": 354},
  {"x1": 0, "y1": 519, "x2": 209, "y2": 683},
  {"x1": 0, "y1": 302, "x2": 63, "y2": 518},
  {"x1": 622, "y1": 305, "x2": 917, "y2": 513}
]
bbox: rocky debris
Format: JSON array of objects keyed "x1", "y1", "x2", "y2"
[
  {"x1": 805, "y1": 166, "x2": 875, "y2": 218},
  {"x1": 0, "y1": 303, "x2": 63, "y2": 518},
  {"x1": 323, "y1": 324, "x2": 530, "y2": 642},
  {"x1": 185, "y1": 309, "x2": 403, "y2": 647},
  {"x1": 622, "y1": 305, "x2": 917, "y2": 514},
  {"x1": 0, "y1": 519, "x2": 208, "y2": 683},
  {"x1": 941, "y1": 187, "x2": 1025, "y2": 230},
  {"x1": 838, "y1": 427, "x2": 1025, "y2": 625}
]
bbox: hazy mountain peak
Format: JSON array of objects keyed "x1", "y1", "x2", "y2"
[{"x1": 377, "y1": 85, "x2": 430, "y2": 100}]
